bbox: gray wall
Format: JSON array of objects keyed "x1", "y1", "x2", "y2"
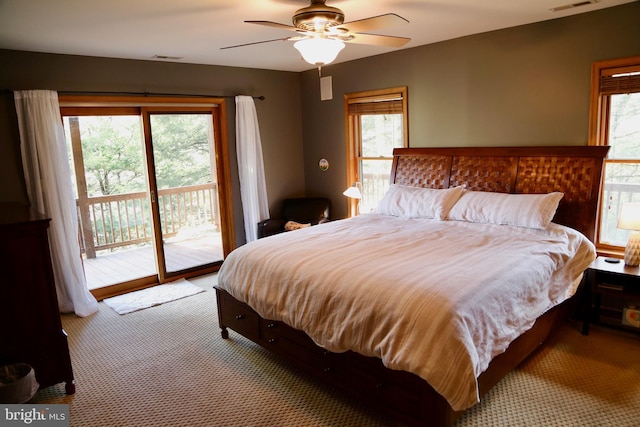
[
  {"x1": 0, "y1": 92, "x2": 27, "y2": 204},
  {"x1": 0, "y1": 50, "x2": 304, "y2": 244},
  {"x1": 301, "y1": 2, "x2": 640, "y2": 219}
]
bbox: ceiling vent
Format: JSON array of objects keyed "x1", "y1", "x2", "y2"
[
  {"x1": 152, "y1": 55, "x2": 183, "y2": 60},
  {"x1": 550, "y1": 0, "x2": 599, "y2": 12}
]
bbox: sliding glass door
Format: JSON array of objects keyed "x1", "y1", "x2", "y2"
[
  {"x1": 61, "y1": 98, "x2": 233, "y2": 297},
  {"x1": 147, "y1": 111, "x2": 222, "y2": 277}
]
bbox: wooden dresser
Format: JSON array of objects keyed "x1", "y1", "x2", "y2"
[{"x1": 0, "y1": 203, "x2": 75, "y2": 394}]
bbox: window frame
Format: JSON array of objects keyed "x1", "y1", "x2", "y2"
[
  {"x1": 588, "y1": 56, "x2": 640, "y2": 256},
  {"x1": 344, "y1": 87, "x2": 408, "y2": 217}
]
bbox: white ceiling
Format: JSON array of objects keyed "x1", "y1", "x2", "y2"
[{"x1": 0, "y1": 0, "x2": 634, "y2": 73}]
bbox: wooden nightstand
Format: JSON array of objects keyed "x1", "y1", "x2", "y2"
[{"x1": 582, "y1": 256, "x2": 640, "y2": 335}]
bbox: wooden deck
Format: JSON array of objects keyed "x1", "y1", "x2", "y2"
[{"x1": 83, "y1": 234, "x2": 224, "y2": 290}]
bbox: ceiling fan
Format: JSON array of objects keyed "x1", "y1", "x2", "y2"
[{"x1": 221, "y1": 0, "x2": 411, "y2": 70}]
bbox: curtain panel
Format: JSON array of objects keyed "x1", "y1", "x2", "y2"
[
  {"x1": 235, "y1": 96, "x2": 269, "y2": 243},
  {"x1": 14, "y1": 90, "x2": 98, "y2": 317}
]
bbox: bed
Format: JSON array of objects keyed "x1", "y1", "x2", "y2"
[{"x1": 214, "y1": 146, "x2": 608, "y2": 426}]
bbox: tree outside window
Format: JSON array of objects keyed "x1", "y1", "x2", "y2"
[{"x1": 600, "y1": 92, "x2": 640, "y2": 246}]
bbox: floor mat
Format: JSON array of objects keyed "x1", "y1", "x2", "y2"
[{"x1": 102, "y1": 278, "x2": 205, "y2": 314}]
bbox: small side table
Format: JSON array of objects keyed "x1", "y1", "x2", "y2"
[{"x1": 582, "y1": 256, "x2": 640, "y2": 335}]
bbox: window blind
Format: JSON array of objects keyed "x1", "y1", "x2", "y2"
[
  {"x1": 347, "y1": 94, "x2": 404, "y2": 115},
  {"x1": 600, "y1": 67, "x2": 640, "y2": 95}
]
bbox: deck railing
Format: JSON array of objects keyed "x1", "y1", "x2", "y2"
[
  {"x1": 360, "y1": 173, "x2": 390, "y2": 214},
  {"x1": 77, "y1": 183, "x2": 219, "y2": 259},
  {"x1": 600, "y1": 181, "x2": 640, "y2": 245}
]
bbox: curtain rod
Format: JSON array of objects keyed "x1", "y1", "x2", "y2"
[{"x1": 2, "y1": 89, "x2": 265, "y2": 100}]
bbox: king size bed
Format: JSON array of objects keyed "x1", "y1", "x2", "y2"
[{"x1": 214, "y1": 146, "x2": 608, "y2": 426}]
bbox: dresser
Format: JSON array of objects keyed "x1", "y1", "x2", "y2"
[{"x1": 0, "y1": 203, "x2": 75, "y2": 394}]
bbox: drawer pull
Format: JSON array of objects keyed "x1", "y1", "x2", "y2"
[
  {"x1": 235, "y1": 314, "x2": 245, "y2": 320},
  {"x1": 268, "y1": 338, "x2": 277, "y2": 344},
  {"x1": 375, "y1": 383, "x2": 385, "y2": 389},
  {"x1": 323, "y1": 367, "x2": 332, "y2": 373},
  {"x1": 267, "y1": 323, "x2": 276, "y2": 329}
]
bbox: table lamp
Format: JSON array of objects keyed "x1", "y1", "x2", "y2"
[
  {"x1": 343, "y1": 182, "x2": 362, "y2": 215},
  {"x1": 617, "y1": 202, "x2": 640, "y2": 267}
]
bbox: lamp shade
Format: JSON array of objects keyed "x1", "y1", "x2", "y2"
[
  {"x1": 343, "y1": 182, "x2": 362, "y2": 199},
  {"x1": 617, "y1": 203, "x2": 640, "y2": 267},
  {"x1": 617, "y1": 203, "x2": 640, "y2": 230},
  {"x1": 294, "y1": 38, "x2": 345, "y2": 66}
]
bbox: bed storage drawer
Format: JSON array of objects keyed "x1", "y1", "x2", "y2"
[
  {"x1": 347, "y1": 352, "x2": 427, "y2": 421},
  {"x1": 215, "y1": 288, "x2": 260, "y2": 341},
  {"x1": 260, "y1": 318, "x2": 345, "y2": 382}
]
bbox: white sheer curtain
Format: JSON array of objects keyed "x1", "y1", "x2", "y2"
[
  {"x1": 14, "y1": 90, "x2": 98, "y2": 317},
  {"x1": 235, "y1": 95, "x2": 269, "y2": 243}
]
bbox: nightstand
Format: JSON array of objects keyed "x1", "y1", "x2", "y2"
[{"x1": 582, "y1": 256, "x2": 640, "y2": 335}]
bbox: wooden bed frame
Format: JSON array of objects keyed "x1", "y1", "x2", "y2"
[{"x1": 215, "y1": 146, "x2": 608, "y2": 426}]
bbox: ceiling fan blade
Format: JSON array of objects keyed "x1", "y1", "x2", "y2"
[
  {"x1": 336, "y1": 13, "x2": 409, "y2": 33},
  {"x1": 220, "y1": 37, "x2": 293, "y2": 50},
  {"x1": 245, "y1": 20, "x2": 300, "y2": 32},
  {"x1": 344, "y1": 33, "x2": 411, "y2": 48}
]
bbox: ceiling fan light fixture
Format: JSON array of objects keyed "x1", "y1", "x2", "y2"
[{"x1": 294, "y1": 37, "x2": 345, "y2": 66}]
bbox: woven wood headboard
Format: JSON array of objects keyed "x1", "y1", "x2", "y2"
[{"x1": 390, "y1": 146, "x2": 609, "y2": 241}]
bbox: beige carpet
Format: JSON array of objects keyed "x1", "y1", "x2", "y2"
[{"x1": 33, "y1": 273, "x2": 640, "y2": 426}]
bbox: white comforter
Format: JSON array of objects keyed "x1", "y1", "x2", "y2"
[{"x1": 217, "y1": 214, "x2": 595, "y2": 410}]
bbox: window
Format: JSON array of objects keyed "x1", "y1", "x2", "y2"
[
  {"x1": 589, "y1": 56, "x2": 640, "y2": 254},
  {"x1": 344, "y1": 87, "x2": 408, "y2": 216}
]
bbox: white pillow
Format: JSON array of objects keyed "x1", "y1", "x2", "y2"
[
  {"x1": 446, "y1": 191, "x2": 564, "y2": 229},
  {"x1": 374, "y1": 184, "x2": 464, "y2": 220}
]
